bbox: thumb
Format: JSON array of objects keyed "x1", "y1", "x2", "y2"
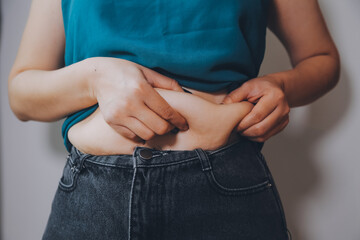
[
  {"x1": 222, "y1": 84, "x2": 249, "y2": 104},
  {"x1": 140, "y1": 67, "x2": 184, "y2": 92}
]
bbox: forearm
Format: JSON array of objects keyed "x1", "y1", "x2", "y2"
[
  {"x1": 8, "y1": 58, "x2": 97, "y2": 122},
  {"x1": 265, "y1": 52, "x2": 340, "y2": 107}
]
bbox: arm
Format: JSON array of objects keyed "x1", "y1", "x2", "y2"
[
  {"x1": 8, "y1": 0, "x2": 188, "y2": 141},
  {"x1": 266, "y1": 0, "x2": 340, "y2": 107},
  {"x1": 222, "y1": 0, "x2": 340, "y2": 141},
  {"x1": 7, "y1": 0, "x2": 95, "y2": 122}
]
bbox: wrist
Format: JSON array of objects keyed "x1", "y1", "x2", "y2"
[
  {"x1": 81, "y1": 57, "x2": 103, "y2": 104},
  {"x1": 264, "y1": 71, "x2": 287, "y2": 93},
  {"x1": 264, "y1": 70, "x2": 298, "y2": 105},
  {"x1": 268, "y1": 68, "x2": 301, "y2": 107}
]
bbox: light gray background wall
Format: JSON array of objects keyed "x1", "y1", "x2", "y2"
[{"x1": 1, "y1": 0, "x2": 359, "y2": 239}]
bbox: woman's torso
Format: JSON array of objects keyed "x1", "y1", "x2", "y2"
[
  {"x1": 61, "y1": 0, "x2": 270, "y2": 153},
  {"x1": 68, "y1": 87, "x2": 254, "y2": 155}
]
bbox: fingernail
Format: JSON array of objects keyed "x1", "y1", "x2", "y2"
[{"x1": 182, "y1": 124, "x2": 189, "y2": 131}]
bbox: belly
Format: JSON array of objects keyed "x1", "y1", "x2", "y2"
[{"x1": 67, "y1": 86, "x2": 254, "y2": 155}]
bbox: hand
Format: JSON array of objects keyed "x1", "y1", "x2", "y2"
[
  {"x1": 221, "y1": 75, "x2": 290, "y2": 142},
  {"x1": 88, "y1": 57, "x2": 189, "y2": 143}
]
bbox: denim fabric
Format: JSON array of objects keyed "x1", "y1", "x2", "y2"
[{"x1": 43, "y1": 136, "x2": 291, "y2": 240}]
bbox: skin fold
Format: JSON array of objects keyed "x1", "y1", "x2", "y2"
[
  {"x1": 8, "y1": 0, "x2": 340, "y2": 152},
  {"x1": 68, "y1": 87, "x2": 254, "y2": 155}
]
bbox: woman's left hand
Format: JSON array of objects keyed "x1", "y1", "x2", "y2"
[{"x1": 221, "y1": 75, "x2": 290, "y2": 142}]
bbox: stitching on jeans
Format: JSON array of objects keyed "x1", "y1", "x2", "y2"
[
  {"x1": 128, "y1": 156, "x2": 137, "y2": 240},
  {"x1": 71, "y1": 141, "x2": 250, "y2": 169},
  {"x1": 196, "y1": 149, "x2": 207, "y2": 171},
  {"x1": 195, "y1": 148, "x2": 212, "y2": 171},
  {"x1": 206, "y1": 140, "x2": 241, "y2": 156},
  {"x1": 209, "y1": 170, "x2": 270, "y2": 192},
  {"x1": 58, "y1": 154, "x2": 88, "y2": 192},
  {"x1": 287, "y1": 228, "x2": 292, "y2": 240},
  {"x1": 269, "y1": 181, "x2": 289, "y2": 236},
  {"x1": 72, "y1": 140, "x2": 252, "y2": 169},
  {"x1": 137, "y1": 157, "x2": 198, "y2": 168},
  {"x1": 257, "y1": 152, "x2": 290, "y2": 232},
  {"x1": 84, "y1": 156, "x2": 199, "y2": 169},
  {"x1": 84, "y1": 159, "x2": 133, "y2": 169},
  {"x1": 289, "y1": 228, "x2": 293, "y2": 240},
  {"x1": 205, "y1": 171, "x2": 272, "y2": 196}
]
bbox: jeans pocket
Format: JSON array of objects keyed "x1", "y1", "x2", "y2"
[
  {"x1": 204, "y1": 169, "x2": 271, "y2": 196},
  {"x1": 58, "y1": 154, "x2": 84, "y2": 192},
  {"x1": 200, "y1": 147, "x2": 272, "y2": 196}
]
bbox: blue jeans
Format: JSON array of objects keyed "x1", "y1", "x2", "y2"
[{"x1": 42, "y1": 136, "x2": 291, "y2": 240}]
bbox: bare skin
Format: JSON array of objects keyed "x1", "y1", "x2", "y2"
[
  {"x1": 68, "y1": 87, "x2": 254, "y2": 155},
  {"x1": 8, "y1": 0, "x2": 340, "y2": 153},
  {"x1": 223, "y1": 0, "x2": 340, "y2": 142}
]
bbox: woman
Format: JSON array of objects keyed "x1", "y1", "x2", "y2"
[{"x1": 8, "y1": 0, "x2": 340, "y2": 239}]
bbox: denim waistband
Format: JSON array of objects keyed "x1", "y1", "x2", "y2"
[{"x1": 69, "y1": 136, "x2": 264, "y2": 169}]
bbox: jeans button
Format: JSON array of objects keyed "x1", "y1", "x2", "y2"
[{"x1": 139, "y1": 149, "x2": 153, "y2": 160}]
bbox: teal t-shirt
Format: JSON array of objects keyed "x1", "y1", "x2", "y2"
[{"x1": 61, "y1": 0, "x2": 270, "y2": 153}]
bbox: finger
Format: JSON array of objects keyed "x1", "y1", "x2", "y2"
[
  {"x1": 248, "y1": 116, "x2": 289, "y2": 142},
  {"x1": 133, "y1": 105, "x2": 174, "y2": 135},
  {"x1": 142, "y1": 83, "x2": 189, "y2": 131},
  {"x1": 236, "y1": 95, "x2": 277, "y2": 132},
  {"x1": 222, "y1": 83, "x2": 249, "y2": 104},
  {"x1": 139, "y1": 67, "x2": 185, "y2": 92},
  {"x1": 108, "y1": 124, "x2": 145, "y2": 143},
  {"x1": 238, "y1": 104, "x2": 286, "y2": 136},
  {"x1": 262, "y1": 116, "x2": 289, "y2": 140},
  {"x1": 121, "y1": 116, "x2": 157, "y2": 141}
]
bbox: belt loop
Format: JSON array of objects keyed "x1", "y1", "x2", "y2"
[
  {"x1": 132, "y1": 146, "x2": 140, "y2": 169},
  {"x1": 70, "y1": 146, "x2": 90, "y2": 172},
  {"x1": 78, "y1": 151, "x2": 90, "y2": 170},
  {"x1": 195, "y1": 148, "x2": 212, "y2": 172}
]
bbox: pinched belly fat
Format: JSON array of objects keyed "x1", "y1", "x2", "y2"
[{"x1": 67, "y1": 87, "x2": 254, "y2": 155}]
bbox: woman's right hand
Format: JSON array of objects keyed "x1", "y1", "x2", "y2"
[{"x1": 87, "y1": 57, "x2": 189, "y2": 143}]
